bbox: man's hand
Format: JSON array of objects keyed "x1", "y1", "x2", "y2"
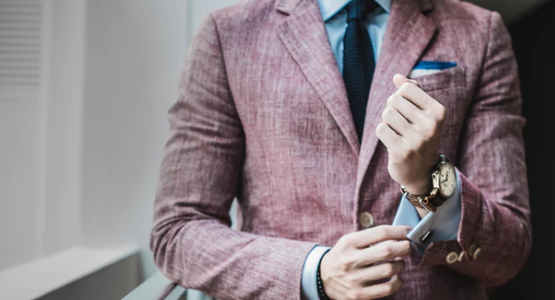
[
  {"x1": 375, "y1": 74, "x2": 446, "y2": 196},
  {"x1": 320, "y1": 225, "x2": 412, "y2": 300}
]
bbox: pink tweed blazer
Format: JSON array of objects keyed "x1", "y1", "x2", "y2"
[{"x1": 150, "y1": 0, "x2": 531, "y2": 299}]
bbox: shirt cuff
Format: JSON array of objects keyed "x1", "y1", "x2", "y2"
[
  {"x1": 392, "y1": 171, "x2": 462, "y2": 255},
  {"x1": 301, "y1": 245, "x2": 331, "y2": 300}
]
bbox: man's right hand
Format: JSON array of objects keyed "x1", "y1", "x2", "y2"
[{"x1": 320, "y1": 225, "x2": 412, "y2": 300}]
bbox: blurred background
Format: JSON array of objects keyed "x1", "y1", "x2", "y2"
[{"x1": 0, "y1": 0, "x2": 552, "y2": 299}]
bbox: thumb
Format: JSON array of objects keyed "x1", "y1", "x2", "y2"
[{"x1": 393, "y1": 73, "x2": 419, "y2": 89}]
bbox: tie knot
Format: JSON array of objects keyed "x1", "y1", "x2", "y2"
[{"x1": 346, "y1": 0, "x2": 377, "y2": 22}]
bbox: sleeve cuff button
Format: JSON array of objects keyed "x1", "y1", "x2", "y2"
[
  {"x1": 473, "y1": 248, "x2": 482, "y2": 260},
  {"x1": 446, "y1": 252, "x2": 458, "y2": 264}
]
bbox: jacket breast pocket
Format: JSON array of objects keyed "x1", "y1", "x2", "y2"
[{"x1": 414, "y1": 66, "x2": 466, "y2": 92}]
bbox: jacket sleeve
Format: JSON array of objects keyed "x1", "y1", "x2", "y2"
[
  {"x1": 150, "y1": 14, "x2": 316, "y2": 300},
  {"x1": 419, "y1": 11, "x2": 532, "y2": 286}
]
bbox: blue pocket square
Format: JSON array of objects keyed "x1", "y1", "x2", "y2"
[{"x1": 410, "y1": 61, "x2": 457, "y2": 78}]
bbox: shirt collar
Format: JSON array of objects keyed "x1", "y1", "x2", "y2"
[{"x1": 317, "y1": 0, "x2": 391, "y2": 22}]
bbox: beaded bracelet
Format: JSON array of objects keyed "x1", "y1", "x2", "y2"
[{"x1": 316, "y1": 249, "x2": 332, "y2": 300}]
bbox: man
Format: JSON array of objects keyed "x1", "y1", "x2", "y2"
[{"x1": 150, "y1": 0, "x2": 531, "y2": 299}]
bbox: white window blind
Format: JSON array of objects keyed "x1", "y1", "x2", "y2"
[{"x1": 0, "y1": 0, "x2": 44, "y2": 102}]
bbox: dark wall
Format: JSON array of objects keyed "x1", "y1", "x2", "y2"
[{"x1": 489, "y1": 1, "x2": 555, "y2": 299}]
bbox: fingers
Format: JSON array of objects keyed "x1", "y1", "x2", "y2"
[
  {"x1": 381, "y1": 107, "x2": 411, "y2": 137},
  {"x1": 386, "y1": 93, "x2": 425, "y2": 125},
  {"x1": 384, "y1": 96, "x2": 438, "y2": 145},
  {"x1": 350, "y1": 259, "x2": 406, "y2": 283},
  {"x1": 326, "y1": 228, "x2": 410, "y2": 300},
  {"x1": 386, "y1": 74, "x2": 447, "y2": 144},
  {"x1": 356, "y1": 240, "x2": 412, "y2": 266},
  {"x1": 375, "y1": 122, "x2": 402, "y2": 150},
  {"x1": 393, "y1": 74, "x2": 419, "y2": 89},
  {"x1": 392, "y1": 74, "x2": 431, "y2": 110},
  {"x1": 339, "y1": 225, "x2": 411, "y2": 249}
]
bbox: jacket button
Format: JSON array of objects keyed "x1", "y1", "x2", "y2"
[
  {"x1": 446, "y1": 252, "x2": 458, "y2": 264},
  {"x1": 473, "y1": 248, "x2": 482, "y2": 260},
  {"x1": 469, "y1": 244, "x2": 477, "y2": 255},
  {"x1": 458, "y1": 250, "x2": 465, "y2": 262},
  {"x1": 359, "y1": 212, "x2": 374, "y2": 228}
]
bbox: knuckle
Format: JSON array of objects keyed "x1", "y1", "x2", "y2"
[
  {"x1": 378, "y1": 245, "x2": 394, "y2": 259},
  {"x1": 401, "y1": 241, "x2": 411, "y2": 255},
  {"x1": 436, "y1": 104, "x2": 446, "y2": 120},
  {"x1": 381, "y1": 109, "x2": 388, "y2": 121},
  {"x1": 384, "y1": 245, "x2": 394, "y2": 257},
  {"x1": 399, "y1": 82, "x2": 413, "y2": 95},
  {"x1": 376, "y1": 122, "x2": 386, "y2": 132},
  {"x1": 383, "y1": 282, "x2": 396, "y2": 295},
  {"x1": 338, "y1": 234, "x2": 353, "y2": 248},
  {"x1": 339, "y1": 257, "x2": 354, "y2": 271},
  {"x1": 382, "y1": 263, "x2": 395, "y2": 277},
  {"x1": 387, "y1": 94, "x2": 396, "y2": 107},
  {"x1": 382, "y1": 107, "x2": 395, "y2": 120},
  {"x1": 375, "y1": 226, "x2": 390, "y2": 240},
  {"x1": 336, "y1": 236, "x2": 347, "y2": 249},
  {"x1": 378, "y1": 280, "x2": 401, "y2": 298}
]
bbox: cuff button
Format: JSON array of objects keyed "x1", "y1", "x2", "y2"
[
  {"x1": 458, "y1": 251, "x2": 465, "y2": 262},
  {"x1": 469, "y1": 244, "x2": 477, "y2": 255},
  {"x1": 446, "y1": 252, "x2": 458, "y2": 264},
  {"x1": 473, "y1": 248, "x2": 482, "y2": 260}
]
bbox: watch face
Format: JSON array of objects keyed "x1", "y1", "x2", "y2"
[{"x1": 439, "y1": 163, "x2": 457, "y2": 198}]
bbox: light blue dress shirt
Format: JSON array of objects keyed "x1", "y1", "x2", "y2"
[{"x1": 300, "y1": 0, "x2": 462, "y2": 299}]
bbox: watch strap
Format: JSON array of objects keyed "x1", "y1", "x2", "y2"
[
  {"x1": 404, "y1": 190, "x2": 445, "y2": 213},
  {"x1": 402, "y1": 154, "x2": 452, "y2": 212}
]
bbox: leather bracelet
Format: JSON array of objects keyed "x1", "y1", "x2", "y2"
[{"x1": 316, "y1": 249, "x2": 332, "y2": 300}]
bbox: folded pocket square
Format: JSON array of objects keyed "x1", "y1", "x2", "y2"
[{"x1": 409, "y1": 61, "x2": 457, "y2": 78}]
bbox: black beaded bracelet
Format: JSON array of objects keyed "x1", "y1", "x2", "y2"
[{"x1": 316, "y1": 249, "x2": 332, "y2": 300}]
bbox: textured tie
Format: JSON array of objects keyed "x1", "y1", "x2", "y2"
[{"x1": 343, "y1": 0, "x2": 378, "y2": 142}]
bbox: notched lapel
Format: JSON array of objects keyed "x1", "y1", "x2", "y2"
[
  {"x1": 355, "y1": 0, "x2": 438, "y2": 199},
  {"x1": 276, "y1": 0, "x2": 360, "y2": 157}
]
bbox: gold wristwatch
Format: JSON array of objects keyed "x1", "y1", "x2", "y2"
[{"x1": 401, "y1": 153, "x2": 457, "y2": 213}]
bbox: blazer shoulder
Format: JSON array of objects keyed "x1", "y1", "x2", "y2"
[
  {"x1": 430, "y1": 0, "x2": 497, "y2": 28},
  {"x1": 210, "y1": 0, "x2": 278, "y2": 34}
]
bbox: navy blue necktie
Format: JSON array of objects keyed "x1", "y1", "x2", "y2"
[{"x1": 343, "y1": 0, "x2": 378, "y2": 142}]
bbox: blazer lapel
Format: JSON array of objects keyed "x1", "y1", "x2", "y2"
[
  {"x1": 356, "y1": 0, "x2": 438, "y2": 194},
  {"x1": 277, "y1": 0, "x2": 360, "y2": 157}
]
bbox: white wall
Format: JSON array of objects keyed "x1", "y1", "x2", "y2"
[
  {"x1": 0, "y1": 0, "x2": 243, "y2": 276},
  {"x1": 41, "y1": 0, "x2": 86, "y2": 259},
  {"x1": 80, "y1": 0, "x2": 243, "y2": 277},
  {"x1": 0, "y1": 98, "x2": 39, "y2": 270},
  {"x1": 0, "y1": 0, "x2": 87, "y2": 271},
  {"x1": 0, "y1": 0, "x2": 48, "y2": 271},
  {"x1": 81, "y1": 0, "x2": 189, "y2": 276}
]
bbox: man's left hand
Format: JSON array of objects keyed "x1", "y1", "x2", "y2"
[{"x1": 375, "y1": 74, "x2": 446, "y2": 196}]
